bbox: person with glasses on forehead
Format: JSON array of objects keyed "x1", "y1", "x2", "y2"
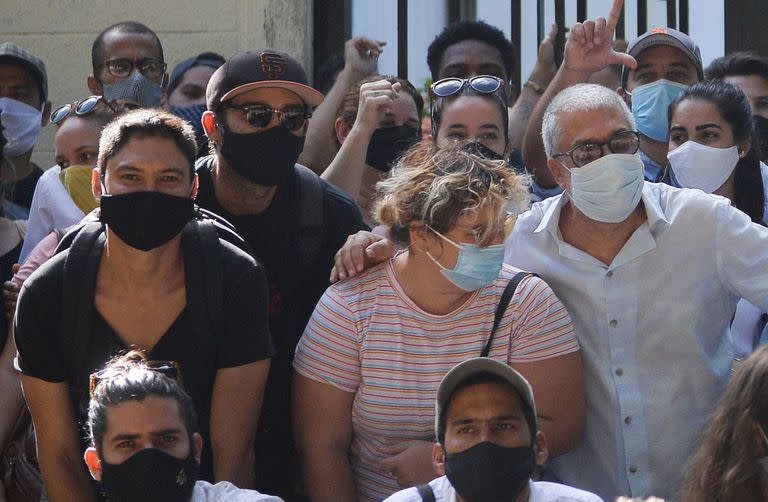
[
  {"x1": 195, "y1": 49, "x2": 364, "y2": 500},
  {"x1": 87, "y1": 21, "x2": 167, "y2": 108},
  {"x1": 14, "y1": 109, "x2": 274, "y2": 502},
  {"x1": 294, "y1": 142, "x2": 584, "y2": 502},
  {"x1": 84, "y1": 350, "x2": 284, "y2": 502}
]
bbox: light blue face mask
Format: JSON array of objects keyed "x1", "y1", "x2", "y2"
[
  {"x1": 630, "y1": 79, "x2": 688, "y2": 142},
  {"x1": 425, "y1": 226, "x2": 505, "y2": 291},
  {"x1": 102, "y1": 72, "x2": 163, "y2": 108}
]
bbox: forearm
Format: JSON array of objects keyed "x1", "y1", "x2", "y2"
[
  {"x1": 521, "y1": 67, "x2": 592, "y2": 188},
  {"x1": 301, "y1": 444, "x2": 357, "y2": 502},
  {"x1": 0, "y1": 333, "x2": 23, "y2": 448},
  {"x1": 38, "y1": 450, "x2": 98, "y2": 502},
  {"x1": 300, "y1": 68, "x2": 369, "y2": 174},
  {"x1": 213, "y1": 440, "x2": 256, "y2": 488},
  {"x1": 320, "y1": 126, "x2": 372, "y2": 198}
]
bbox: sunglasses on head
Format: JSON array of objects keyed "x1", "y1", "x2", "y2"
[
  {"x1": 429, "y1": 75, "x2": 506, "y2": 99},
  {"x1": 227, "y1": 104, "x2": 311, "y2": 132},
  {"x1": 89, "y1": 359, "x2": 182, "y2": 398},
  {"x1": 50, "y1": 96, "x2": 139, "y2": 125}
]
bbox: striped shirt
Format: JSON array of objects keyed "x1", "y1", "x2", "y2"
[{"x1": 294, "y1": 261, "x2": 578, "y2": 502}]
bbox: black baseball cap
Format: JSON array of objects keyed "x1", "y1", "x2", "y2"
[
  {"x1": 206, "y1": 49, "x2": 323, "y2": 111},
  {"x1": 621, "y1": 27, "x2": 703, "y2": 86}
]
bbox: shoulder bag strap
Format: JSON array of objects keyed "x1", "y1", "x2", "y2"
[
  {"x1": 416, "y1": 483, "x2": 437, "y2": 502},
  {"x1": 481, "y1": 272, "x2": 535, "y2": 357}
]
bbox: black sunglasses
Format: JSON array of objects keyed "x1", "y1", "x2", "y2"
[
  {"x1": 50, "y1": 96, "x2": 139, "y2": 125},
  {"x1": 430, "y1": 75, "x2": 505, "y2": 99},
  {"x1": 89, "y1": 359, "x2": 182, "y2": 398},
  {"x1": 228, "y1": 104, "x2": 311, "y2": 132}
]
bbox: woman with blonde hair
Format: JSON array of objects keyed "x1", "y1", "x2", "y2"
[
  {"x1": 293, "y1": 142, "x2": 585, "y2": 502},
  {"x1": 681, "y1": 344, "x2": 768, "y2": 502}
]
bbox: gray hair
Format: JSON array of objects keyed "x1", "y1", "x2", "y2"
[{"x1": 541, "y1": 83, "x2": 635, "y2": 157}]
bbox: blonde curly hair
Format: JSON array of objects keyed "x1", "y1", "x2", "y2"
[{"x1": 374, "y1": 142, "x2": 529, "y2": 247}]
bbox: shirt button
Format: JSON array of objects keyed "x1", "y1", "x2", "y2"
[
  {"x1": 606, "y1": 270, "x2": 613, "y2": 278},
  {"x1": 610, "y1": 319, "x2": 618, "y2": 327},
  {"x1": 629, "y1": 465, "x2": 638, "y2": 474},
  {"x1": 615, "y1": 368, "x2": 624, "y2": 376},
  {"x1": 624, "y1": 416, "x2": 632, "y2": 425}
]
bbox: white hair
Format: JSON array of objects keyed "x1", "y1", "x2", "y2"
[{"x1": 541, "y1": 83, "x2": 636, "y2": 157}]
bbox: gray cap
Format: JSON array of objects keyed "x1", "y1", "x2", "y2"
[
  {"x1": 435, "y1": 358, "x2": 536, "y2": 437},
  {"x1": 0, "y1": 43, "x2": 48, "y2": 102},
  {"x1": 621, "y1": 27, "x2": 703, "y2": 86}
]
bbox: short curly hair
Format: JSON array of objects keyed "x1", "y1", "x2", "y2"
[
  {"x1": 705, "y1": 52, "x2": 768, "y2": 82},
  {"x1": 427, "y1": 20, "x2": 515, "y2": 82},
  {"x1": 374, "y1": 142, "x2": 529, "y2": 247}
]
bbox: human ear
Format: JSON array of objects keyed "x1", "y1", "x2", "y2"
[
  {"x1": 192, "y1": 432, "x2": 203, "y2": 463},
  {"x1": 87, "y1": 75, "x2": 103, "y2": 96},
  {"x1": 92, "y1": 167, "x2": 103, "y2": 199},
  {"x1": 432, "y1": 442, "x2": 446, "y2": 476},
  {"x1": 738, "y1": 137, "x2": 752, "y2": 158},
  {"x1": 617, "y1": 87, "x2": 631, "y2": 108},
  {"x1": 41, "y1": 101, "x2": 52, "y2": 127},
  {"x1": 202, "y1": 111, "x2": 222, "y2": 143},
  {"x1": 84, "y1": 447, "x2": 103, "y2": 481},
  {"x1": 547, "y1": 157, "x2": 569, "y2": 190},
  {"x1": 534, "y1": 431, "x2": 549, "y2": 465},
  {"x1": 335, "y1": 117, "x2": 351, "y2": 144}
]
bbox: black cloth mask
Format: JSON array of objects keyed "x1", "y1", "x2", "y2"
[
  {"x1": 754, "y1": 115, "x2": 768, "y2": 163},
  {"x1": 99, "y1": 448, "x2": 199, "y2": 502},
  {"x1": 444, "y1": 441, "x2": 535, "y2": 502},
  {"x1": 365, "y1": 125, "x2": 420, "y2": 172},
  {"x1": 462, "y1": 141, "x2": 504, "y2": 161},
  {"x1": 99, "y1": 191, "x2": 195, "y2": 251},
  {"x1": 219, "y1": 124, "x2": 305, "y2": 186}
]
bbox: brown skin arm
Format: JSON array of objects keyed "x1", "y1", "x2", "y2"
[
  {"x1": 293, "y1": 374, "x2": 357, "y2": 502},
  {"x1": 0, "y1": 329, "x2": 23, "y2": 449},
  {"x1": 511, "y1": 350, "x2": 585, "y2": 457},
  {"x1": 209, "y1": 359, "x2": 270, "y2": 487},
  {"x1": 20, "y1": 375, "x2": 97, "y2": 502}
]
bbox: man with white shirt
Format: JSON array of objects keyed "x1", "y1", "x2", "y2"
[
  {"x1": 505, "y1": 81, "x2": 768, "y2": 500},
  {"x1": 384, "y1": 358, "x2": 602, "y2": 502}
]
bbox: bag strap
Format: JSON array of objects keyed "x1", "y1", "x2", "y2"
[
  {"x1": 416, "y1": 483, "x2": 437, "y2": 502},
  {"x1": 482, "y1": 272, "x2": 536, "y2": 357},
  {"x1": 294, "y1": 163, "x2": 324, "y2": 267},
  {"x1": 63, "y1": 221, "x2": 105, "y2": 376}
]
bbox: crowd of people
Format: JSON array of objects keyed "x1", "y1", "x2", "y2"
[{"x1": 0, "y1": 0, "x2": 767, "y2": 500}]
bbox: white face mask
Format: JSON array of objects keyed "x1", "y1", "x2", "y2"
[
  {"x1": 667, "y1": 141, "x2": 739, "y2": 194},
  {"x1": 563, "y1": 153, "x2": 645, "y2": 223},
  {"x1": 0, "y1": 97, "x2": 43, "y2": 157}
]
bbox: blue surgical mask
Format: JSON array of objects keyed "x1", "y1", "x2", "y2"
[
  {"x1": 630, "y1": 79, "x2": 688, "y2": 142},
  {"x1": 425, "y1": 226, "x2": 505, "y2": 291},
  {"x1": 564, "y1": 153, "x2": 644, "y2": 223},
  {"x1": 102, "y1": 72, "x2": 164, "y2": 108}
]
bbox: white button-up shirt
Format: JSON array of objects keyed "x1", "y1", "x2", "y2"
[{"x1": 505, "y1": 182, "x2": 768, "y2": 501}]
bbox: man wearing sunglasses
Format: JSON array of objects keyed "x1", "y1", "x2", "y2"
[
  {"x1": 87, "y1": 21, "x2": 168, "y2": 108},
  {"x1": 197, "y1": 49, "x2": 364, "y2": 499}
]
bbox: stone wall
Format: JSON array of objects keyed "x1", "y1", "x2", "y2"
[{"x1": 0, "y1": 0, "x2": 313, "y2": 168}]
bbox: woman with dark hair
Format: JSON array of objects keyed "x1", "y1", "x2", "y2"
[
  {"x1": 322, "y1": 76, "x2": 423, "y2": 228},
  {"x1": 681, "y1": 344, "x2": 768, "y2": 502},
  {"x1": 667, "y1": 79, "x2": 765, "y2": 224}
]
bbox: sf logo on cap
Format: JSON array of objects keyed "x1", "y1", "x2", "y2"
[{"x1": 260, "y1": 53, "x2": 285, "y2": 80}]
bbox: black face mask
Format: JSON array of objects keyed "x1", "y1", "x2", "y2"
[
  {"x1": 462, "y1": 141, "x2": 504, "y2": 161},
  {"x1": 754, "y1": 115, "x2": 768, "y2": 163},
  {"x1": 100, "y1": 448, "x2": 199, "y2": 502},
  {"x1": 365, "y1": 125, "x2": 420, "y2": 172},
  {"x1": 444, "y1": 442, "x2": 535, "y2": 502},
  {"x1": 99, "y1": 191, "x2": 195, "y2": 252},
  {"x1": 219, "y1": 123, "x2": 305, "y2": 186}
]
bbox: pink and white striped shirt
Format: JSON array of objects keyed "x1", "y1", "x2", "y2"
[{"x1": 294, "y1": 261, "x2": 578, "y2": 502}]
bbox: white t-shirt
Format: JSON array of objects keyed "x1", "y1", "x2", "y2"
[
  {"x1": 383, "y1": 476, "x2": 604, "y2": 502},
  {"x1": 191, "y1": 481, "x2": 284, "y2": 501}
]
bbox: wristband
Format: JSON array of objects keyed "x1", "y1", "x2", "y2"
[{"x1": 523, "y1": 80, "x2": 545, "y2": 95}]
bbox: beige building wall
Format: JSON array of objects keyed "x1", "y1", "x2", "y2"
[{"x1": 1, "y1": 0, "x2": 313, "y2": 168}]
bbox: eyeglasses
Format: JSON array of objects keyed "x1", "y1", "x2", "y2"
[
  {"x1": 430, "y1": 75, "x2": 505, "y2": 99},
  {"x1": 228, "y1": 104, "x2": 311, "y2": 132},
  {"x1": 89, "y1": 359, "x2": 182, "y2": 398},
  {"x1": 50, "y1": 96, "x2": 139, "y2": 125},
  {"x1": 98, "y1": 58, "x2": 167, "y2": 79},
  {"x1": 553, "y1": 130, "x2": 641, "y2": 167}
]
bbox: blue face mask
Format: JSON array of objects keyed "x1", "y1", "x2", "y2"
[
  {"x1": 102, "y1": 72, "x2": 164, "y2": 108},
  {"x1": 170, "y1": 103, "x2": 208, "y2": 146},
  {"x1": 425, "y1": 226, "x2": 505, "y2": 291},
  {"x1": 630, "y1": 79, "x2": 688, "y2": 142}
]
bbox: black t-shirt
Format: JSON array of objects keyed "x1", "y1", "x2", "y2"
[
  {"x1": 14, "y1": 232, "x2": 275, "y2": 483},
  {"x1": 194, "y1": 157, "x2": 364, "y2": 495}
]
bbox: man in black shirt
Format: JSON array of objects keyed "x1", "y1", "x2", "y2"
[
  {"x1": 15, "y1": 109, "x2": 273, "y2": 501},
  {"x1": 198, "y1": 49, "x2": 364, "y2": 499}
]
